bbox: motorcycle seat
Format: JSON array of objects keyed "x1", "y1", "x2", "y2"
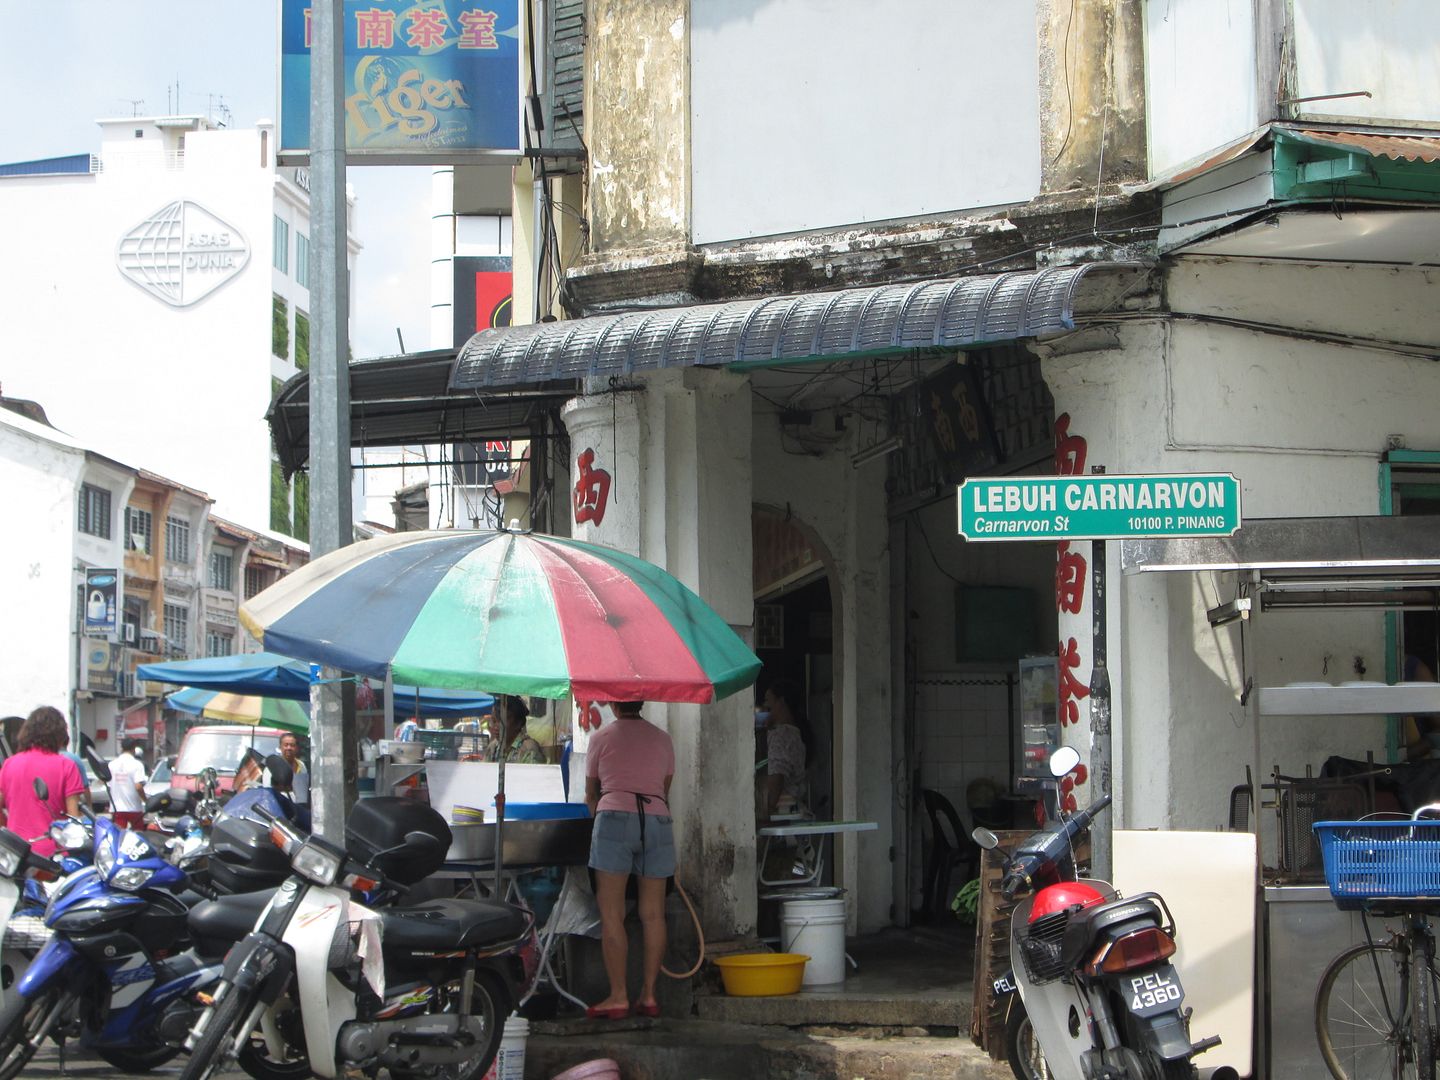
[
  {"x1": 188, "y1": 889, "x2": 276, "y2": 944},
  {"x1": 380, "y1": 899, "x2": 528, "y2": 951}
]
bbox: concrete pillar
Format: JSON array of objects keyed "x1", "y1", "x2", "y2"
[{"x1": 562, "y1": 368, "x2": 756, "y2": 937}]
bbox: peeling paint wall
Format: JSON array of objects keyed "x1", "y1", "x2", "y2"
[
  {"x1": 1037, "y1": 0, "x2": 1147, "y2": 194},
  {"x1": 1044, "y1": 259, "x2": 1440, "y2": 835},
  {"x1": 585, "y1": 0, "x2": 690, "y2": 256}
]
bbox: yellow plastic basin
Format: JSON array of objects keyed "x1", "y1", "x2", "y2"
[{"x1": 713, "y1": 952, "x2": 809, "y2": 996}]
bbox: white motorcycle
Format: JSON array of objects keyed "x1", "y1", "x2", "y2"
[
  {"x1": 179, "y1": 796, "x2": 534, "y2": 1080},
  {"x1": 978, "y1": 749, "x2": 1237, "y2": 1080}
]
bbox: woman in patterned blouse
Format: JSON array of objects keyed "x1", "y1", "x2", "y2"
[{"x1": 760, "y1": 680, "x2": 807, "y2": 821}]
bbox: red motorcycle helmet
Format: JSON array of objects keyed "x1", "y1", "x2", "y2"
[{"x1": 1028, "y1": 881, "x2": 1107, "y2": 922}]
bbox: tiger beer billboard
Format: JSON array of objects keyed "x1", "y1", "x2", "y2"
[{"x1": 280, "y1": 0, "x2": 522, "y2": 161}]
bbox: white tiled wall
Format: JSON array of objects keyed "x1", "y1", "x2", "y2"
[{"x1": 914, "y1": 673, "x2": 1014, "y2": 826}]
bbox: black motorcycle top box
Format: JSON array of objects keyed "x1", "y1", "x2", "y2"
[
  {"x1": 209, "y1": 815, "x2": 292, "y2": 893},
  {"x1": 345, "y1": 797, "x2": 452, "y2": 885}
]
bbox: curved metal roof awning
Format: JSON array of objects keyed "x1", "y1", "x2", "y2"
[{"x1": 451, "y1": 263, "x2": 1127, "y2": 390}]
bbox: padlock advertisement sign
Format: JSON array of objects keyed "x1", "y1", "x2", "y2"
[{"x1": 84, "y1": 568, "x2": 118, "y2": 639}]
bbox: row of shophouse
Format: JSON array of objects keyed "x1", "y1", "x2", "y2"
[
  {"x1": 268, "y1": 0, "x2": 1440, "y2": 993},
  {"x1": 0, "y1": 397, "x2": 307, "y2": 758}
]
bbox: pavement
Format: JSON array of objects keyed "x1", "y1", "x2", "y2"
[
  {"x1": 32, "y1": 1028, "x2": 1009, "y2": 1080},
  {"x1": 28, "y1": 926, "x2": 1011, "y2": 1079}
]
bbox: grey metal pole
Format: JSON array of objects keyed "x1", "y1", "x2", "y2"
[
  {"x1": 1088, "y1": 536, "x2": 1112, "y2": 881},
  {"x1": 308, "y1": 0, "x2": 357, "y2": 842}
]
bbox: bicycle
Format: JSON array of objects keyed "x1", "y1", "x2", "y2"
[{"x1": 1314, "y1": 809, "x2": 1440, "y2": 1080}]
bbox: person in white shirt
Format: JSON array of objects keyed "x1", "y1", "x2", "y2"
[{"x1": 108, "y1": 741, "x2": 149, "y2": 829}]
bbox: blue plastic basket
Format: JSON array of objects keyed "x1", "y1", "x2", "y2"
[{"x1": 1314, "y1": 820, "x2": 1440, "y2": 909}]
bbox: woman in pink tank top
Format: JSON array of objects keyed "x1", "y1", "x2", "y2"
[{"x1": 584, "y1": 701, "x2": 675, "y2": 1019}]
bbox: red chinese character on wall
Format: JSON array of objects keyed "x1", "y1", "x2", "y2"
[
  {"x1": 458, "y1": 9, "x2": 499, "y2": 48},
  {"x1": 1056, "y1": 541, "x2": 1087, "y2": 614},
  {"x1": 576, "y1": 700, "x2": 605, "y2": 733},
  {"x1": 355, "y1": 9, "x2": 396, "y2": 48},
  {"x1": 405, "y1": 8, "x2": 449, "y2": 48},
  {"x1": 304, "y1": 7, "x2": 314, "y2": 47},
  {"x1": 573, "y1": 449, "x2": 612, "y2": 526},
  {"x1": 1059, "y1": 761, "x2": 1089, "y2": 813},
  {"x1": 1058, "y1": 636, "x2": 1090, "y2": 728},
  {"x1": 1055, "y1": 412, "x2": 1087, "y2": 477}
]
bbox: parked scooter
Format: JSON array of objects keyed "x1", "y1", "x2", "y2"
[
  {"x1": 0, "y1": 829, "x2": 62, "y2": 1013},
  {"x1": 978, "y1": 748, "x2": 1232, "y2": 1080},
  {"x1": 179, "y1": 796, "x2": 534, "y2": 1080},
  {"x1": 0, "y1": 802, "x2": 230, "y2": 1079}
]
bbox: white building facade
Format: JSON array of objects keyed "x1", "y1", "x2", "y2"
[{"x1": 0, "y1": 114, "x2": 358, "y2": 535}]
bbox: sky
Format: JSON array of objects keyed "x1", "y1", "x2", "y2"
[{"x1": 0, "y1": 1, "x2": 433, "y2": 359}]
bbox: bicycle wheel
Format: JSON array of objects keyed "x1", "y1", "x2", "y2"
[
  {"x1": 1317, "y1": 940, "x2": 1420, "y2": 1080},
  {"x1": 1414, "y1": 934, "x2": 1438, "y2": 1080}
]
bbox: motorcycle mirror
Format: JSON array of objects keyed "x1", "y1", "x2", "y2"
[
  {"x1": 83, "y1": 744, "x2": 112, "y2": 783},
  {"x1": 32, "y1": 777, "x2": 49, "y2": 802},
  {"x1": 972, "y1": 827, "x2": 1000, "y2": 850},
  {"x1": 1049, "y1": 746, "x2": 1081, "y2": 778}
]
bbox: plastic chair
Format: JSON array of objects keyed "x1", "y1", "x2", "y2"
[
  {"x1": 921, "y1": 789, "x2": 977, "y2": 921},
  {"x1": 966, "y1": 777, "x2": 1006, "y2": 832}
]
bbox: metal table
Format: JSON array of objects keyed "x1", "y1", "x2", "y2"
[
  {"x1": 440, "y1": 817, "x2": 596, "y2": 1011},
  {"x1": 756, "y1": 819, "x2": 878, "y2": 887}
]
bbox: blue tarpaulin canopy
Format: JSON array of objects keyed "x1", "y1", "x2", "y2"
[{"x1": 137, "y1": 652, "x2": 495, "y2": 718}]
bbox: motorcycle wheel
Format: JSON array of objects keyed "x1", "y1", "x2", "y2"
[
  {"x1": 0, "y1": 985, "x2": 76, "y2": 1080},
  {"x1": 96, "y1": 1044, "x2": 182, "y2": 1073},
  {"x1": 1005, "y1": 1001, "x2": 1051, "y2": 1080},
  {"x1": 391, "y1": 970, "x2": 508, "y2": 1080},
  {"x1": 177, "y1": 983, "x2": 259, "y2": 1080},
  {"x1": 235, "y1": 996, "x2": 310, "y2": 1080}
]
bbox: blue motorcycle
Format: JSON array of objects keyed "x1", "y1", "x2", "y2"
[{"x1": 0, "y1": 814, "x2": 223, "y2": 1078}]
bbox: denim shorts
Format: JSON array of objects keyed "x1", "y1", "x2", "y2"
[{"x1": 588, "y1": 810, "x2": 675, "y2": 878}]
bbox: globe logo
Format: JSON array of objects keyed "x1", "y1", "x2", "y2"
[{"x1": 117, "y1": 200, "x2": 250, "y2": 307}]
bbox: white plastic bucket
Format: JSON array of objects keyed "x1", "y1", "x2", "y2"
[
  {"x1": 781, "y1": 897, "x2": 847, "y2": 986},
  {"x1": 482, "y1": 1014, "x2": 529, "y2": 1080}
]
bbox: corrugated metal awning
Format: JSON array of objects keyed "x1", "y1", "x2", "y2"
[
  {"x1": 451, "y1": 263, "x2": 1114, "y2": 390},
  {"x1": 1287, "y1": 129, "x2": 1440, "y2": 164},
  {"x1": 268, "y1": 349, "x2": 573, "y2": 480}
]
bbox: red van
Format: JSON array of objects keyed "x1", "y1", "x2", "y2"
[{"x1": 172, "y1": 725, "x2": 289, "y2": 795}]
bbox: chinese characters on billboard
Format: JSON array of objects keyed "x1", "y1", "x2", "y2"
[{"x1": 280, "y1": 1, "x2": 521, "y2": 157}]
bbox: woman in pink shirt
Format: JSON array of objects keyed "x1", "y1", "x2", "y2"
[
  {"x1": 584, "y1": 700, "x2": 674, "y2": 1019},
  {"x1": 0, "y1": 706, "x2": 85, "y2": 856}
]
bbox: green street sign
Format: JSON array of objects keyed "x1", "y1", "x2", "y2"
[{"x1": 958, "y1": 473, "x2": 1242, "y2": 542}]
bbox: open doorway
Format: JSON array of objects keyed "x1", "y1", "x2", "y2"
[{"x1": 752, "y1": 507, "x2": 836, "y2": 834}]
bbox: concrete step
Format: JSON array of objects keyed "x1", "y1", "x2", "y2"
[
  {"x1": 697, "y1": 988, "x2": 968, "y2": 1029},
  {"x1": 524, "y1": 1017, "x2": 1010, "y2": 1080}
]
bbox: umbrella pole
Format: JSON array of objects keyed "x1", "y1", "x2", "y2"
[
  {"x1": 384, "y1": 668, "x2": 394, "y2": 741},
  {"x1": 494, "y1": 726, "x2": 506, "y2": 897}
]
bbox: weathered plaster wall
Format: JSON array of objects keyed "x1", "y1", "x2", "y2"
[
  {"x1": 1043, "y1": 259, "x2": 1440, "y2": 833},
  {"x1": 585, "y1": 0, "x2": 689, "y2": 257},
  {"x1": 1038, "y1": 0, "x2": 1148, "y2": 194}
]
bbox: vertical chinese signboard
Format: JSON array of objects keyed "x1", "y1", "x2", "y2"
[
  {"x1": 280, "y1": 0, "x2": 522, "y2": 159},
  {"x1": 922, "y1": 362, "x2": 999, "y2": 483},
  {"x1": 1051, "y1": 414, "x2": 1091, "y2": 813}
]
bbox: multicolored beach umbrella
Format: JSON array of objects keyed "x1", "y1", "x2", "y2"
[
  {"x1": 239, "y1": 529, "x2": 761, "y2": 704},
  {"x1": 166, "y1": 688, "x2": 310, "y2": 734}
]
